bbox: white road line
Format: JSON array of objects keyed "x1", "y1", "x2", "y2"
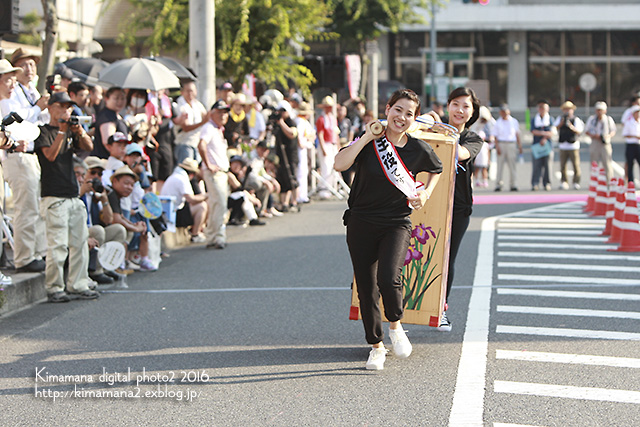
[
  {"x1": 496, "y1": 350, "x2": 640, "y2": 368},
  {"x1": 494, "y1": 381, "x2": 640, "y2": 404},
  {"x1": 449, "y1": 216, "x2": 497, "y2": 426},
  {"x1": 103, "y1": 286, "x2": 351, "y2": 294},
  {"x1": 497, "y1": 235, "x2": 608, "y2": 242},
  {"x1": 497, "y1": 288, "x2": 640, "y2": 300},
  {"x1": 513, "y1": 213, "x2": 591, "y2": 218},
  {"x1": 498, "y1": 229, "x2": 602, "y2": 235},
  {"x1": 496, "y1": 325, "x2": 640, "y2": 340},
  {"x1": 498, "y1": 274, "x2": 640, "y2": 286},
  {"x1": 496, "y1": 305, "x2": 640, "y2": 319},
  {"x1": 498, "y1": 261, "x2": 640, "y2": 273},
  {"x1": 500, "y1": 218, "x2": 605, "y2": 224},
  {"x1": 498, "y1": 223, "x2": 603, "y2": 229},
  {"x1": 498, "y1": 242, "x2": 615, "y2": 250},
  {"x1": 493, "y1": 424, "x2": 546, "y2": 427},
  {"x1": 498, "y1": 251, "x2": 640, "y2": 262}
]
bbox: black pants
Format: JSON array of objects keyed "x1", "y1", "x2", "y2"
[
  {"x1": 626, "y1": 144, "x2": 640, "y2": 183},
  {"x1": 446, "y1": 211, "x2": 471, "y2": 302},
  {"x1": 346, "y1": 214, "x2": 411, "y2": 345}
]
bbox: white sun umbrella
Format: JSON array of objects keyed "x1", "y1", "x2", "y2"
[{"x1": 98, "y1": 57, "x2": 180, "y2": 91}]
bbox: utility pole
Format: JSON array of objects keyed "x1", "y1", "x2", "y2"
[{"x1": 189, "y1": 0, "x2": 215, "y2": 107}]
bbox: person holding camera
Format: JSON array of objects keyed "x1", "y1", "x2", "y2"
[
  {"x1": 34, "y1": 92, "x2": 99, "y2": 302},
  {"x1": 585, "y1": 101, "x2": 616, "y2": 183},
  {"x1": 273, "y1": 100, "x2": 299, "y2": 212},
  {"x1": 0, "y1": 49, "x2": 49, "y2": 273},
  {"x1": 554, "y1": 101, "x2": 585, "y2": 190}
]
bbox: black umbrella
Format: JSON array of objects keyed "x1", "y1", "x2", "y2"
[
  {"x1": 144, "y1": 56, "x2": 197, "y2": 81},
  {"x1": 62, "y1": 57, "x2": 110, "y2": 85}
]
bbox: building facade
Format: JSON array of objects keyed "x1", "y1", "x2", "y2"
[{"x1": 380, "y1": 0, "x2": 640, "y2": 114}]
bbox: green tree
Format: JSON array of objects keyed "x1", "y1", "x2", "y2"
[
  {"x1": 215, "y1": 0, "x2": 332, "y2": 94},
  {"x1": 17, "y1": 11, "x2": 42, "y2": 47},
  {"x1": 113, "y1": 0, "x2": 331, "y2": 94}
]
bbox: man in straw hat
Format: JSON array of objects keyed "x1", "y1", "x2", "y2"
[
  {"x1": 315, "y1": 95, "x2": 340, "y2": 199},
  {"x1": 0, "y1": 58, "x2": 26, "y2": 284},
  {"x1": 0, "y1": 49, "x2": 51, "y2": 273},
  {"x1": 554, "y1": 101, "x2": 585, "y2": 189},
  {"x1": 160, "y1": 158, "x2": 208, "y2": 243},
  {"x1": 34, "y1": 91, "x2": 98, "y2": 302}
]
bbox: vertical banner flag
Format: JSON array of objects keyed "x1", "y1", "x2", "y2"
[
  {"x1": 345, "y1": 55, "x2": 361, "y2": 100},
  {"x1": 243, "y1": 74, "x2": 256, "y2": 99}
]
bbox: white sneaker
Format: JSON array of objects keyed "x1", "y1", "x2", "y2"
[
  {"x1": 436, "y1": 311, "x2": 452, "y2": 332},
  {"x1": 561, "y1": 182, "x2": 570, "y2": 190},
  {"x1": 0, "y1": 272, "x2": 12, "y2": 285},
  {"x1": 365, "y1": 347, "x2": 388, "y2": 370},
  {"x1": 389, "y1": 327, "x2": 412, "y2": 358},
  {"x1": 573, "y1": 183, "x2": 581, "y2": 190}
]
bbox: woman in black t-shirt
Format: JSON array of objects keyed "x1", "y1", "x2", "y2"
[
  {"x1": 428, "y1": 87, "x2": 484, "y2": 332},
  {"x1": 335, "y1": 89, "x2": 442, "y2": 370}
]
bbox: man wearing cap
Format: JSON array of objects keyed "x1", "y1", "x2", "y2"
[
  {"x1": 108, "y1": 165, "x2": 156, "y2": 271},
  {"x1": 622, "y1": 105, "x2": 640, "y2": 183},
  {"x1": 34, "y1": 91, "x2": 98, "y2": 302},
  {"x1": 174, "y1": 81, "x2": 208, "y2": 165},
  {"x1": 217, "y1": 82, "x2": 234, "y2": 104},
  {"x1": 554, "y1": 101, "x2": 585, "y2": 189},
  {"x1": 585, "y1": 101, "x2": 616, "y2": 182},
  {"x1": 0, "y1": 49, "x2": 50, "y2": 273},
  {"x1": 76, "y1": 156, "x2": 126, "y2": 284},
  {"x1": 199, "y1": 99, "x2": 231, "y2": 249},
  {"x1": 161, "y1": 159, "x2": 208, "y2": 242},
  {"x1": 315, "y1": 95, "x2": 339, "y2": 199},
  {"x1": 491, "y1": 104, "x2": 522, "y2": 191}
]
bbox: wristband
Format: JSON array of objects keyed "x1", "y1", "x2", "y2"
[{"x1": 57, "y1": 131, "x2": 65, "y2": 135}]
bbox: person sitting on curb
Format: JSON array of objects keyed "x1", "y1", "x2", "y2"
[
  {"x1": 227, "y1": 155, "x2": 266, "y2": 226},
  {"x1": 108, "y1": 165, "x2": 157, "y2": 272},
  {"x1": 160, "y1": 158, "x2": 208, "y2": 242},
  {"x1": 75, "y1": 156, "x2": 127, "y2": 284},
  {"x1": 34, "y1": 92, "x2": 99, "y2": 303}
]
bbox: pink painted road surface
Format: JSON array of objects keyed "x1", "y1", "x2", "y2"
[{"x1": 474, "y1": 193, "x2": 588, "y2": 205}]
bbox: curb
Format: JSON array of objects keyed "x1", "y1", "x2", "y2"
[{"x1": 0, "y1": 272, "x2": 46, "y2": 317}]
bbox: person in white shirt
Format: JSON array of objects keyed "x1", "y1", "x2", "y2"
[
  {"x1": 198, "y1": 100, "x2": 231, "y2": 249},
  {"x1": 490, "y1": 104, "x2": 522, "y2": 191},
  {"x1": 554, "y1": 101, "x2": 585, "y2": 189},
  {"x1": 244, "y1": 96, "x2": 266, "y2": 142},
  {"x1": 585, "y1": 101, "x2": 616, "y2": 183},
  {"x1": 295, "y1": 102, "x2": 316, "y2": 204},
  {"x1": 0, "y1": 48, "x2": 49, "y2": 272},
  {"x1": 173, "y1": 81, "x2": 207, "y2": 165},
  {"x1": 530, "y1": 100, "x2": 555, "y2": 191},
  {"x1": 621, "y1": 95, "x2": 640, "y2": 124},
  {"x1": 622, "y1": 105, "x2": 640, "y2": 183},
  {"x1": 160, "y1": 159, "x2": 208, "y2": 243}
]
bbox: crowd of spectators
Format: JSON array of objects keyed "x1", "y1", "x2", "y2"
[{"x1": 0, "y1": 47, "x2": 373, "y2": 302}]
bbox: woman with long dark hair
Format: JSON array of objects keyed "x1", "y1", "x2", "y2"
[
  {"x1": 335, "y1": 89, "x2": 442, "y2": 370},
  {"x1": 429, "y1": 87, "x2": 484, "y2": 331}
]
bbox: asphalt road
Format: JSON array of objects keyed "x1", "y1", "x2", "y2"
[{"x1": 1, "y1": 145, "x2": 639, "y2": 426}]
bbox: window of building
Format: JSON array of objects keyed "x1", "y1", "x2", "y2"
[
  {"x1": 611, "y1": 32, "x2": 640, "y2": 56},
  {"x1": 566, "y1": 32, "x2": 607, "y2": 56},
  {"x1": 474, "y1": 32, "x2": 508, "y2": 57},
  {"x1": 474, "y1": 63, "x2": 508, "y2": 107},
  {"x1": 528, "y1": 32, "x2": 561, "y2": 57},
  {"x1": 398, "y1": 32, "x2": 426, "y2": 57},
  {"x1": 528, "y1": 62, "x2": 562, "y2": 106},
  {"x1": 564, "y1": 63, "x2": 607, "y2": 107}
]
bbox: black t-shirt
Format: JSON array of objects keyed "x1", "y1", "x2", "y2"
[
  {"x1": 91, "y1": 108, "x2": 128, "y2": 159},
  {"x1": 107, "y1": 189, "x2": 123, "y2": 216},
  {"x1": 348, "y1": 134, "x2": 443, "y2": 225},
  {"x1": 453, "y1": 129, "x2": 484, "y2": 216},
  {"x1": 35, "y1": 125, "x2": 80, "y2": 198},
  {"x1": 275, "y1": 117, "x2": 299, "y2": 165}
]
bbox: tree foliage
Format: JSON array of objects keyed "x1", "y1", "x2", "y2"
[
  {"x1": 215, "y1": 0, "x2": 332, "y2": 93},
  {"x1": 326, "y1": 0, "x2": 446, "y2": 45}
]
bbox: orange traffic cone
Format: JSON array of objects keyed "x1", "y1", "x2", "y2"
[
  {"x1": 591, "y1": 169, "x2": 608, "y2": 217},
  {"x1": 607, "y1": 177, "x2": 627, "y2": 244},
  {"x1": 610, "y1": 182, "x2": 640, "y2": 252},
  {"x1": 601, "y1": 177, "x2": 619, "y2": 236},
  {"x1": 583, "y1": 163, "x2": 599, "y2": 213}
]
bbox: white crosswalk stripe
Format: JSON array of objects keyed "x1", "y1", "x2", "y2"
[{"x1": 483, "y1": 202, "x2": 640, "y2": 425}]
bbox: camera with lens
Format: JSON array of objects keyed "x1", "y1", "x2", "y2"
[
  {"x1": 1, "y1": 112, "x2": 23, "y2": 152},
  {"x1": 90, "y1": 178, "x2": 104, "y2": 194},
  {"x1": 68, "y1": 115, "x2": 93, "y2": 126},
  {"x1": 269, "y1": 111, "x2": 282, "y2": 123}
]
